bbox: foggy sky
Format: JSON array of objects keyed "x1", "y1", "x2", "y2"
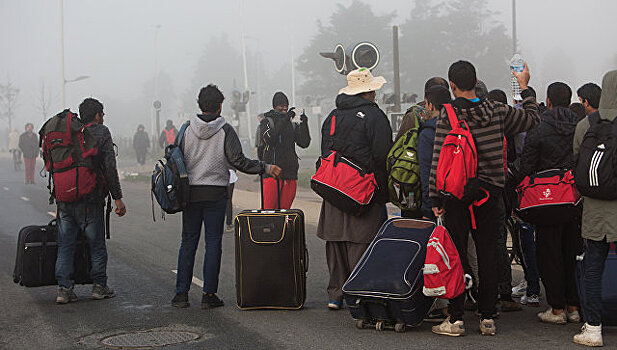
[{"x1": 1, "y1": 0, "x2": 616, "y2": 137}]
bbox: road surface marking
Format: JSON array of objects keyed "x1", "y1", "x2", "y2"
[
  {"x1": 21, "y1": 196, "x2": 30, "y2": 201},
  {"x1": 47, "y1": 212, "x2": 56, "y2": 217},
  {"x1": 2, "y1": 186, "x2": 8, "y2": 191},
  {"x1": 171, "y1": 270, "x2": 204, "y2": 288}
]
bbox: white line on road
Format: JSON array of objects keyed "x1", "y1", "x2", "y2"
[
  {"x1": 171, "y1": 269, "x2": 204, "y2": 288},
  {"x1": 21, "y1": 196, "x2": 29, "y2": 201},
  {"x1": 2, "y1": 186, "x2": 8, "y2": 191},
  {"x1": 47, "y1": 212, "x2": 56, "y2": 217}
]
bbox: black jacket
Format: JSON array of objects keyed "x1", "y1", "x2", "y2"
[
  {"x1": 517, "y1": 106, "x2": 579, "y2": 178},
  {"x1": 19, "y1": 132, "x2": 39, "y2": 158},
  {"x1": 259, "y1": 109, "x2": 310, "y2": 179},
  {"x1": 133, "y1": 130, "x2": 150, "y2": 151},
  {"x1": 87, "y1": 124, "x2": 123, "y2": 200},
  {"x1": 321, "y1": 94, "x2": 393, "y2": 204}
]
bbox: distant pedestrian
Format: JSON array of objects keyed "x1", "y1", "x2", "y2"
[
  {"x1": 132, "y1": 124, "x2": 150, "y2": 165},
  {"x1": 19, "y1": 123, "x2": 38, "y2": 184},
  {"x1": 8, "y1": 128, "x2": 21, "y2": 170},
  {"x1": 159, "y1": 120, "x2": 178, "y2": 148}
]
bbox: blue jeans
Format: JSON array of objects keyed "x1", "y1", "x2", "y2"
[
  {"x1": 583, "y1": 238, "x2": 610, "y2": 326},
  {"x1": 518, "y1": 222, "x2": 541, "y2": 296},
  {"x1": 56, "y1": 201, "x2": 108, "y2": 288},
  {"x1": 176, "y1": 197, "x2": 227, "y2": 294}
]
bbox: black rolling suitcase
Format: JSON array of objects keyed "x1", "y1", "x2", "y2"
[
  {"x1": 343, "y1": 218, "x2": 435, "y2": 332},
  {"x1": 13, "y1": 219, "x2": 93, "y2": 287},
  {"x1": 234, "y1": 177, "x2": 308, "y2": 310}
]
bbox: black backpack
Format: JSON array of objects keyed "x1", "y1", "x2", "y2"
[{"x1": 574, "y1": 113, "x2": 617, "y2": 199}]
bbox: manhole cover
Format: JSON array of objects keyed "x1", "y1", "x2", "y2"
[{"x1": 101, "y1": 330, "x2": 200, "y2": 348}]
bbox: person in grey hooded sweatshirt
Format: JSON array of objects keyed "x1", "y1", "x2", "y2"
[{"x1": 171, "y1": 84, "x2": 281, "y2": 309}]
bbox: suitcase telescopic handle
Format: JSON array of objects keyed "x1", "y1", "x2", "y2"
[{"x1": 260, "y1": 173, "x2": 282, "y2": 210}]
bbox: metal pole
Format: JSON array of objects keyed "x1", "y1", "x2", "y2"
[
  {"x1": 393, "y1": 25, "x2": 401, "y2": 113},
  {"x1": 240, "y1": 1, "x2": 251, "y2": 144},
  {"x1": 290, "y1": 30, "x2": 296, "y2": 107},
  {"x1": 153, "y1": 25, "x2": 161, "y2": 147},
  {"x1": 156, "y1": 109, "x2": 160, "y2": 148},
  {"x1": 60, "y1": 0, "x2": 65, "y2": 109},
  {"x1": 512, "y1": 0, "x2": 517, "y2": 54}
]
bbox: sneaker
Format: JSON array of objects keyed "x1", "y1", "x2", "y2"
[
  {"x1": 92, "y1": 284, "x2": 116, "y2": 300},
  {"x1": 432, "y1": 317, "x2": 465, "y2": 337},
  {"x1": 480, "y1": 318, "x2": 496, "y2": 336},
  {"x1": 538, "y1": 308, "x2": 567, "y2": 325},
  {"x1": 573, "y1": 323, "x2": 603, "y2": 347},
  {"x1": 521, "y1": 294, "x2": 540, "y2": 307},
  {"x1": 424, "y1": 309, "x2": 448, "y2": 323},
  {"x1": 201, "y1": 293, "x2": 224, "y2": 309},
  {"x1": 511, "y1": 281, "x2": 527, "y2": 298},
  {"x1": 171, "y1": 292, "x2": 189, "y2": 308},
  {"x1": 327, "y1": 300, "x2": 342, "y2": 310},
  {"x1": 56, "y1": 287, "x2": 77, "y2": 304},
  {"x1": 567, "y1": 310, "x2": 581, "y2": 323},
  {"x1": 500, "y1": 300, "x2": 523, "y2": 312}
]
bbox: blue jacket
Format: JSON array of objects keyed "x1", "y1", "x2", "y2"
[{"x1": 418, "y1": 118, "x2": 436, "y2": 219}]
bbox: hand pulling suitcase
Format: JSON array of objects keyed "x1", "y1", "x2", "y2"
[
  {"x1": 234, "y1": 176, "x2": 308, "y2": 310},
  {"x1": 343, "y1": 218, "x2": 435, "y2": 332},
  {"x1": 576, "y1": 242, "x2": 617, "y2": 326},
  {"x1": 13, "y1": 219, "x2": 93, "y2": 287}
]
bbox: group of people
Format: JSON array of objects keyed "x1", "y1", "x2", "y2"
[
  {"x1": 8, "y1": 123, "x2": 39, "y2": 184},
  {"x1": 40, "y1": 58, "x2": 614, "y2": 348}
]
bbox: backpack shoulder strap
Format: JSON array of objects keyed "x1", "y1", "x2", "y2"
[
  {"x1": 175, "y1": 121, "x2": 190, "y2": 146},
  {"x1": 443, "y1": 104, "x2": 459, "y2": 130}
]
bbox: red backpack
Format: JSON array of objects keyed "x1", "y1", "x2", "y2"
[
  {"x1": 164, "y1": 128, "x2": 177, "y2": 145},
  {"x1": 423, "y1": 219, "x2": 466, "y2": 299},
  {"x1": 39, "y1": 110, "x2": 100, "y2": 203}
]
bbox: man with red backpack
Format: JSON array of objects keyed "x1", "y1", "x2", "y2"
[
  {"x1": 429, "y1": 60, "x2": 540, "y2": 336},
  {"x1": 159, "y1": 119, "x2": 178, "y2": 149},
  {"x1": 45, "y1": 98, "x2": 126, "y2": 304}
]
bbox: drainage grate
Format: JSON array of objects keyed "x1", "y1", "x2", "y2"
[{"x1": 100, "y1": 330, "x2": 200, "y2": 348}]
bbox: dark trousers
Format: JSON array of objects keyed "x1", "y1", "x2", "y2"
[
  {"x1": 226, "y1": 183, "x2": 235, "y2": 226},
  {"x1": 518, "y1": 222, "x2": 541, "y2": 295},
  {"x1": 444, "y1": 191, "x2": 505, "y2": 321},
  {"x1": 583, "y1": 238, "x2": 611, "y2": 326},
  {"x1": 325, "y1": 241, "x2": 369, "y2": 303},
  {"x1": 176, "y1": 197, "x2": 227, "y2": 294},
  {"x1": 135, "y1": 149, "x2": 147, "y2": 165},
  {"x1": 535, "y1": 222, "x2": 583, "y2": 309},
  {"x1": 497, "y1": 220, "x2": 513, "y2": 298}
]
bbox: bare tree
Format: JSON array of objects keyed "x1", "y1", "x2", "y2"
[
  {"x1": 0, "y1": 78, "x2": 19, "y2": 131},
  {"x1": 36, "y1": 80, "x2": 53, "y2": 121}
]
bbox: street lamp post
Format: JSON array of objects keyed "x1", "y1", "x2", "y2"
[{"x1": 59, "y1": 0, "x2": 89, "y2": 108}]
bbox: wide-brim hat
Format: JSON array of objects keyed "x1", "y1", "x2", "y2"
[{"x1": 339, "y1": 68, "x2": 386, "y2": 95}]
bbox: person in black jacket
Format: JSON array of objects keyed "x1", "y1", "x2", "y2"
[
  {"x1": 132, "y1": 124, "x2": 149, "y2": 165},
  {"x1": 516, "y1": 82, "x2": 583, "y2": 325},
  {"x1": 55, "y1": 98, "x2": 126, "y2": 304},
  {"x1": 316, "y1": 68, "x2": 392, "y2": 310},
  {"x1": 258, "y1": 91, "x2": 310, "y2": 209}
]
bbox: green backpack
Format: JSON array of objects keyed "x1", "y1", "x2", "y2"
[{"x1": 387, "y1": 108, "x2": 423, "y2": 216}]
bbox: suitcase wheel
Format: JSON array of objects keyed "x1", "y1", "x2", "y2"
[
  {"x1": 355, "y1": 319, "x2": 365, "y2": 330},
  {"x1": 375, "y1": 321, "x2": 384, "y2": 331},
  {"x1": 394, "y1": 323, "x2": 406, "y2": 333}
]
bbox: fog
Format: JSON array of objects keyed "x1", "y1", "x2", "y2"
[{"x1": 1, "y1": 0, "x2": 616, "y2": 144}]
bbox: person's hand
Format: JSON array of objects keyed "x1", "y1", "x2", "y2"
[
  {"x1": 269, "y1": 165, "x2": 282, "y2": 178},
  {"x1": 300, "y1": 110, "x2": 308, "y2": 123},
  {"x1": 512, "y1": 62, "x2": 530, "y2": 90},
  {"x1": 115, "y1": 199, "x2": 127, "y2": 217},
  {"x1": 432, "y1": 207, "x2": 445, "y2": 217},
  {"x1": 287, "y1": 107, "x2": 296, "y2": 118}
]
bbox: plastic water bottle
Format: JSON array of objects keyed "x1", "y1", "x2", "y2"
[{"x1": 510, "y1": 54, "x2": 525, "y2": 101}]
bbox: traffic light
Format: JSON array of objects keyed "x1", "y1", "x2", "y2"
[{"x1": 320, "y1": 42, "x2": 380, "y2": 75}]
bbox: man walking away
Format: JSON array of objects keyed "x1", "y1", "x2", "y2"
[
  {"x1": 258, "y1": 92, "x2": 311, "y2": 209},
  {"x1": 429, "y1": 60, "x2": 540, "y2": 336},
  {"x1": 517, "y1": 82, "x2": 583, "y2": 325},
  {"x1": 577, "y1": 83, "x2": 602, "y2": 117},
  {"x1": 572, "y1": 70, "x2": 617, "y2": 347},
  {"x1": 159, "y1": 120, "x2": 178, "y2": 149},
  {"x1": 171, "y1": 84, "x2": 281, "y2": 309},
  {"x1": 317, "y1": 68, "x2": 392, "y2": 310},
  {"x1": 56, "y1": 98, "x2": 127, "y2": 304},
  {"x1": 8, "y1": 128, "x2": 21, "y2": 170},
  {"x1": 133, "y1": 124, "x2": 150, "y2": 165},
  {"x1": 19, "y1": 123, "x2": 38, "y2": 184}
]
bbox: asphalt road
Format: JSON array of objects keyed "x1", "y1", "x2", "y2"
[{"x1": 0, "y1": 156, "x2": 614, "y2": 349}]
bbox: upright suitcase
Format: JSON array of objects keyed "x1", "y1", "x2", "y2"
[
  {"x1": 343, "y1": 218, "x2": 435, "y2": 332},
  {"x1": 13, "y1": 219, "x2": 93, "y2": 287},
  {"x1": 576, "y1": 242, "x2": 617, "y2": 326},
  {"x1": 234, "y1": 177, "x2": 308, "y2": 310}
]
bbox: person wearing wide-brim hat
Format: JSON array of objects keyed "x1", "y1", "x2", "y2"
[{"x1": 316, "y1": 68, "x2": 393, "y2": 310}]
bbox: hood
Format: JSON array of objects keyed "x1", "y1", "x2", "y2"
[
  {"x1": 451, "y1": 97, "x2": 492, "y2": 127},
  {"x1": 335, "y1": 94, "x2": 377, "y2": 110},
  {"x1": 599, "y1": 69, "x2": 617, "y2": 121},
  {"x1": 542, "y1": 106, "x2": 578, "y2": 136},
  {"x1": 190, "y1": 114, "x2": 226, "y2": 140}
]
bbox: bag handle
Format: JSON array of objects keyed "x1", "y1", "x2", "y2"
[
  {"x1": 436, "y1": 216, "x2": 444, "y2": 227},
  {"x1": 259, "y1": 174, "x2": 282, "y2": 210},
  {"x1": 443, "y1": 104, "x2": 460, "y2": 130}
]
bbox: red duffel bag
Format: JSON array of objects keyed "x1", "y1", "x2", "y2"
[
  {"x1": 516, "y1": 169, "x2": 582, "y2": 225},
  {"x1": 311, "y1": 151, "x2": 377, "y2": 216}
]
